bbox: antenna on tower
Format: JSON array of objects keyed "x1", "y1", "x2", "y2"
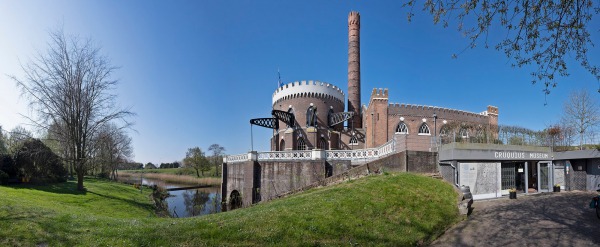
[{"x1": 277, "y1": 68, "x2": 283, "y2": 88}]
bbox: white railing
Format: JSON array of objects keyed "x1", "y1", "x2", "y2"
[
  {"x1": 257, "y1": 150, "x2": 312, "y2": 161},
  {"x1": 225, "y1": 153, "x2": 251, "y2": 163},
  {"x1": 224, "y1": 140, "x2": 396, "y2": 163},
  {"x1": 326, "y1": 139, "x2": 395, "y2": 161},
  {"x1": 376, "y1": 139, "x2": 396, "y2": 157}
]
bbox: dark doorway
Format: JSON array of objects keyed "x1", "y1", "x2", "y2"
[
  {"x1": 528, "y1": 162, "x2": 538, "y2": 192},
  {"x1": 501, "y1": 162, "x2": 526, "y2": 192},
  {"x1": 229, "y1": 190, "x2": 242, "y2": 210}
]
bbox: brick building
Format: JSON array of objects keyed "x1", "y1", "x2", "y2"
[{"x1": 265, "y1": 11, "x2": 499, "y2": 152}]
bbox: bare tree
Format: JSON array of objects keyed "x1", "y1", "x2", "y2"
[
  {"x1": 562, "y1": 89, "x2": 599, "y2": 149},
  {"x1": 208, "y1": 144, "x2": 225, "y2": 177},
  {"x1": 7, "y1": 126, "x2": 33, "y2": 153},
  {"x1": 90, "y1": 123, "x2": 133, "y2": 179},
  {"x1": 11, "y1": 28, "x2": 133, "y2": 190},
  {"x1": 404, "y1": 1, "x2": 600, "y2": 95}
]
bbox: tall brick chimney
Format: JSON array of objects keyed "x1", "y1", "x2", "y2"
[{"x1": 348, "y1": 11, "x2": 362, "y2": 128}]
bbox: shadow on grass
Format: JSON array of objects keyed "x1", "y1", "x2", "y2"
[
  {"x1": 86, "y1": 190, "x2": 155, "y2": 212},
  {"x1": 6, "y1": 181, "x2": 86, "y2": 195}
]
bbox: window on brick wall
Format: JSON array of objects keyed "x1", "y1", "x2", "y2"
[
  {"x1": 349, "y1": 136, "x2": 358, "y2": 145},
  {"x1": 317, "y1": 137, "x2": 327, "y2": 150},
  {"x1": 279, "y1": 139, "x2": 285, "y2": 151},
  {"x1": 395, "y1": 122, "x2": 408, "y2": 134},
  {"x1": 459, "y1": 128, "x2": 469, "y2": 138},
  {"x1": 418, "y1": 123, "x2": 431, "y2": 135},
  {"x1": 439, "y1": 126, "x2": 449, "y2": 136},
  {"x1": 297, "y1": 138, "x2": 306, "y2": 150},
  {"x1": 476, "y1": 128, "x2": 484, "y2": 137}
]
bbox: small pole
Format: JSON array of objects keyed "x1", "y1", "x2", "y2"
[
  {"x1": 251, "y1": 124, "x2": 254, "y2": 151},
  {"x1": 433, "y1": 113, "x2": 437, "y2": 148},
  {"x1": 140, "y1": 171, "x2": 143, "y2": 193}
]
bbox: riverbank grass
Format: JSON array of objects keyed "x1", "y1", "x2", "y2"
[
  {"x1": 118, "y1": 171, "x2": 221, "y2": 186},
  {"x1": 0, "y1": 173, "x2": 459, "y2": 246}
]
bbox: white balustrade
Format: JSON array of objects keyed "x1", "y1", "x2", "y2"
[
  {"x1": 225, "y1": 153, "x2": 251, "y2": 163},
  {"x1": 326, "y1": 139, "x2": 395, "y2": 161},
  {"x1": 257, "y1": 150, "x2": 312, "y2": 161},
  {"x1": 224, "y1": 140, "x2": 395, "y2": 163}
]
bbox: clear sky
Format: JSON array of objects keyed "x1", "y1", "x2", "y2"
[{"x1": 1, "y1": 0, "x2": 599, "y2": 164}]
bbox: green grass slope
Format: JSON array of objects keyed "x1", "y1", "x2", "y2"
[{"x1": 0, "y1": 173, "x2": 459, "y2": 246}]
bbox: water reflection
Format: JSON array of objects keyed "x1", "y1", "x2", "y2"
[
  {"x1": 170, "y1": 187, "x2": 221, "y2": 217},
  {"x1": 117, "y1": 176, "x2": 221, "y2": 217}
]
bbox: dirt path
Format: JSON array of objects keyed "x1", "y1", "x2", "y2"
[{"x1": 431, "y1": 191, "x2": 600, "y2": 247}]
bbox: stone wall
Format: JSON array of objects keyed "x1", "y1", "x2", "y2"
[
  {"x1": 222, "y1": 150, "x2": 442, "y2": 208},
  {"x1": 328, "y1": 160, "x2": 352, "y2": 176},
  {"x1": 406, "y1": 151, "x2": 438, "y2": 173},
  {"x1": 257, "y1": 160, "x2": 326, "y2": 202},
  {"x1": 439, "y1": 163, "x2": 457, "y2": 185},
  {"x1": 223, "y1": 161, "x2": 256, "y2": 208}
]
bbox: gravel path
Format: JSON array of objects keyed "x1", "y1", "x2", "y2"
[{"x1": 431, "y1": 191, "x2": 600, "y2": 247}]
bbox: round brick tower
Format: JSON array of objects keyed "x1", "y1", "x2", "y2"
[
  {"x1": 271, "y1": 80, "x2": 345, "y2": 151},
  {"x1": 348, "y1": 11, "x2": 362, "y2": 128}
]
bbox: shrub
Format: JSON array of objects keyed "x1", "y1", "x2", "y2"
[
  {"x1": 0, "y1": 170, "x2": 8, "y2": 185},
  {"x1": 0, "y1": 154, "x2": 18, "y2": 179},
  {"x1": 13, "y1": 138, "x2": 67, "y2": 183}
]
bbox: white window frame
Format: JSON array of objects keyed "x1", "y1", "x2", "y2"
[
  {"x1": 395, "y1": 122, "x2": 408, "y2": 134},
  {"x1": 439, "y1": 126, "x2": 448, "y2": 136},
  {"x1": 297, "y1": 138, "x2": 307, "y2": 150},
  {"x1": 418, "y1": 123, "x2": 431, "y2": 136},
  {"x1": 459, "y1": 128, "x2": 469, "y2": 138},
  {"x1": 349, "y1": 136, "x2": 358, "y2": 146}
]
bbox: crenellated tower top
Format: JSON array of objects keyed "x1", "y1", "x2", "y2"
[{"x1": 272, "y1": 80, "x2": 345, "y2": 106}]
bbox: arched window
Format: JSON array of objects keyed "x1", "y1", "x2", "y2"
[
  {"x1": 287, "y1": 108, "x2": 295, "y2": 128},
  {"x1": 297, "y1": 137, "x2": 306, "y2": 150},
  {"x1": 306, "y1": 105, "x2": 317, "y2": 127},
  {"x1": 317, "y1": 137, "x2": 327, "y2": 150},
  {"x1": 459, "y1": 128, "x2": 469, "y2": 138},
  {"x1": 395, "y1": 122, "x2": 408, "y2": 134},
  {"x1": 279, "y1": 139, "x2": 285, "y2": 151},
  {"x1": 418, "y1": 123, "x2": 430, "y2": 135},
  {"x1": 349, "y1": 136, "x2": 358, "y2": 145},
  {"x1": 476, "y1": 129, "x2": 484, "y2": 138},
  {"x1": 439, "y1": 126, "x2": 449, "y2": 136}
]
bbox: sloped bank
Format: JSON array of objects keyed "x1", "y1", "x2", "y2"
[{"x1": 0, "y1": 173, "x2": 458, "y2": 246}]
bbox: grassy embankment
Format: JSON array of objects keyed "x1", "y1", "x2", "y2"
[
  {"x1": 118, "y1": 168, "x2": 221, "y2": 186},
  {"x1": 0, "y1": 173, "x2": 460, "y2": 246}
]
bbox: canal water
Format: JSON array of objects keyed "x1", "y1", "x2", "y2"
[{"x1": 118, "y1": 176, "x2": 221, "y2": 218}]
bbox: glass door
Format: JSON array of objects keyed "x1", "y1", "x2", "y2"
[{"x1": 538, "y1": 162, "x2": 550, "y2": 192}]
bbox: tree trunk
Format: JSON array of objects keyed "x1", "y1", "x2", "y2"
[
  {"x1": 70, "y1": 161, "x2": 74, "y2": 178},
  {"x1": 580, "y1": 131, "x2": 584, "y2": 150},
  {"x1": 195, "y1": 169, "x2": 200, "y2": 178},
  {"x1": 77, "y1": 169, "x2": 85, "y2": 191}
]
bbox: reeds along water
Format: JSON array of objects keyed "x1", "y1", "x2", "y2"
[{"x1": 117, "y1": 172, "x2": 221, "y2": 186}]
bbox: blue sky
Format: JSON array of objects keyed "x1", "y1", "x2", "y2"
[{"x1": 1, "y1": 1, "x2": 599, "y2": 164}]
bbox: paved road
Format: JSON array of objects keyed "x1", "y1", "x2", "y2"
[{"x1": 431, "y1": 191, "x2": 600, "y2": 247}]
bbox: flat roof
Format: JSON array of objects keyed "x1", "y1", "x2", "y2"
[
  {"x1": 439, "y1": 143, "x2": 552, "y2": 161},
  {"x1": 554, "y1": 149, "x2": 600, "y2": 160}
]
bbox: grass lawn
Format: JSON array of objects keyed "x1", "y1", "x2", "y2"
[{"x1": 0, "y1": 173, "x2": 459, "y2": 246}]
